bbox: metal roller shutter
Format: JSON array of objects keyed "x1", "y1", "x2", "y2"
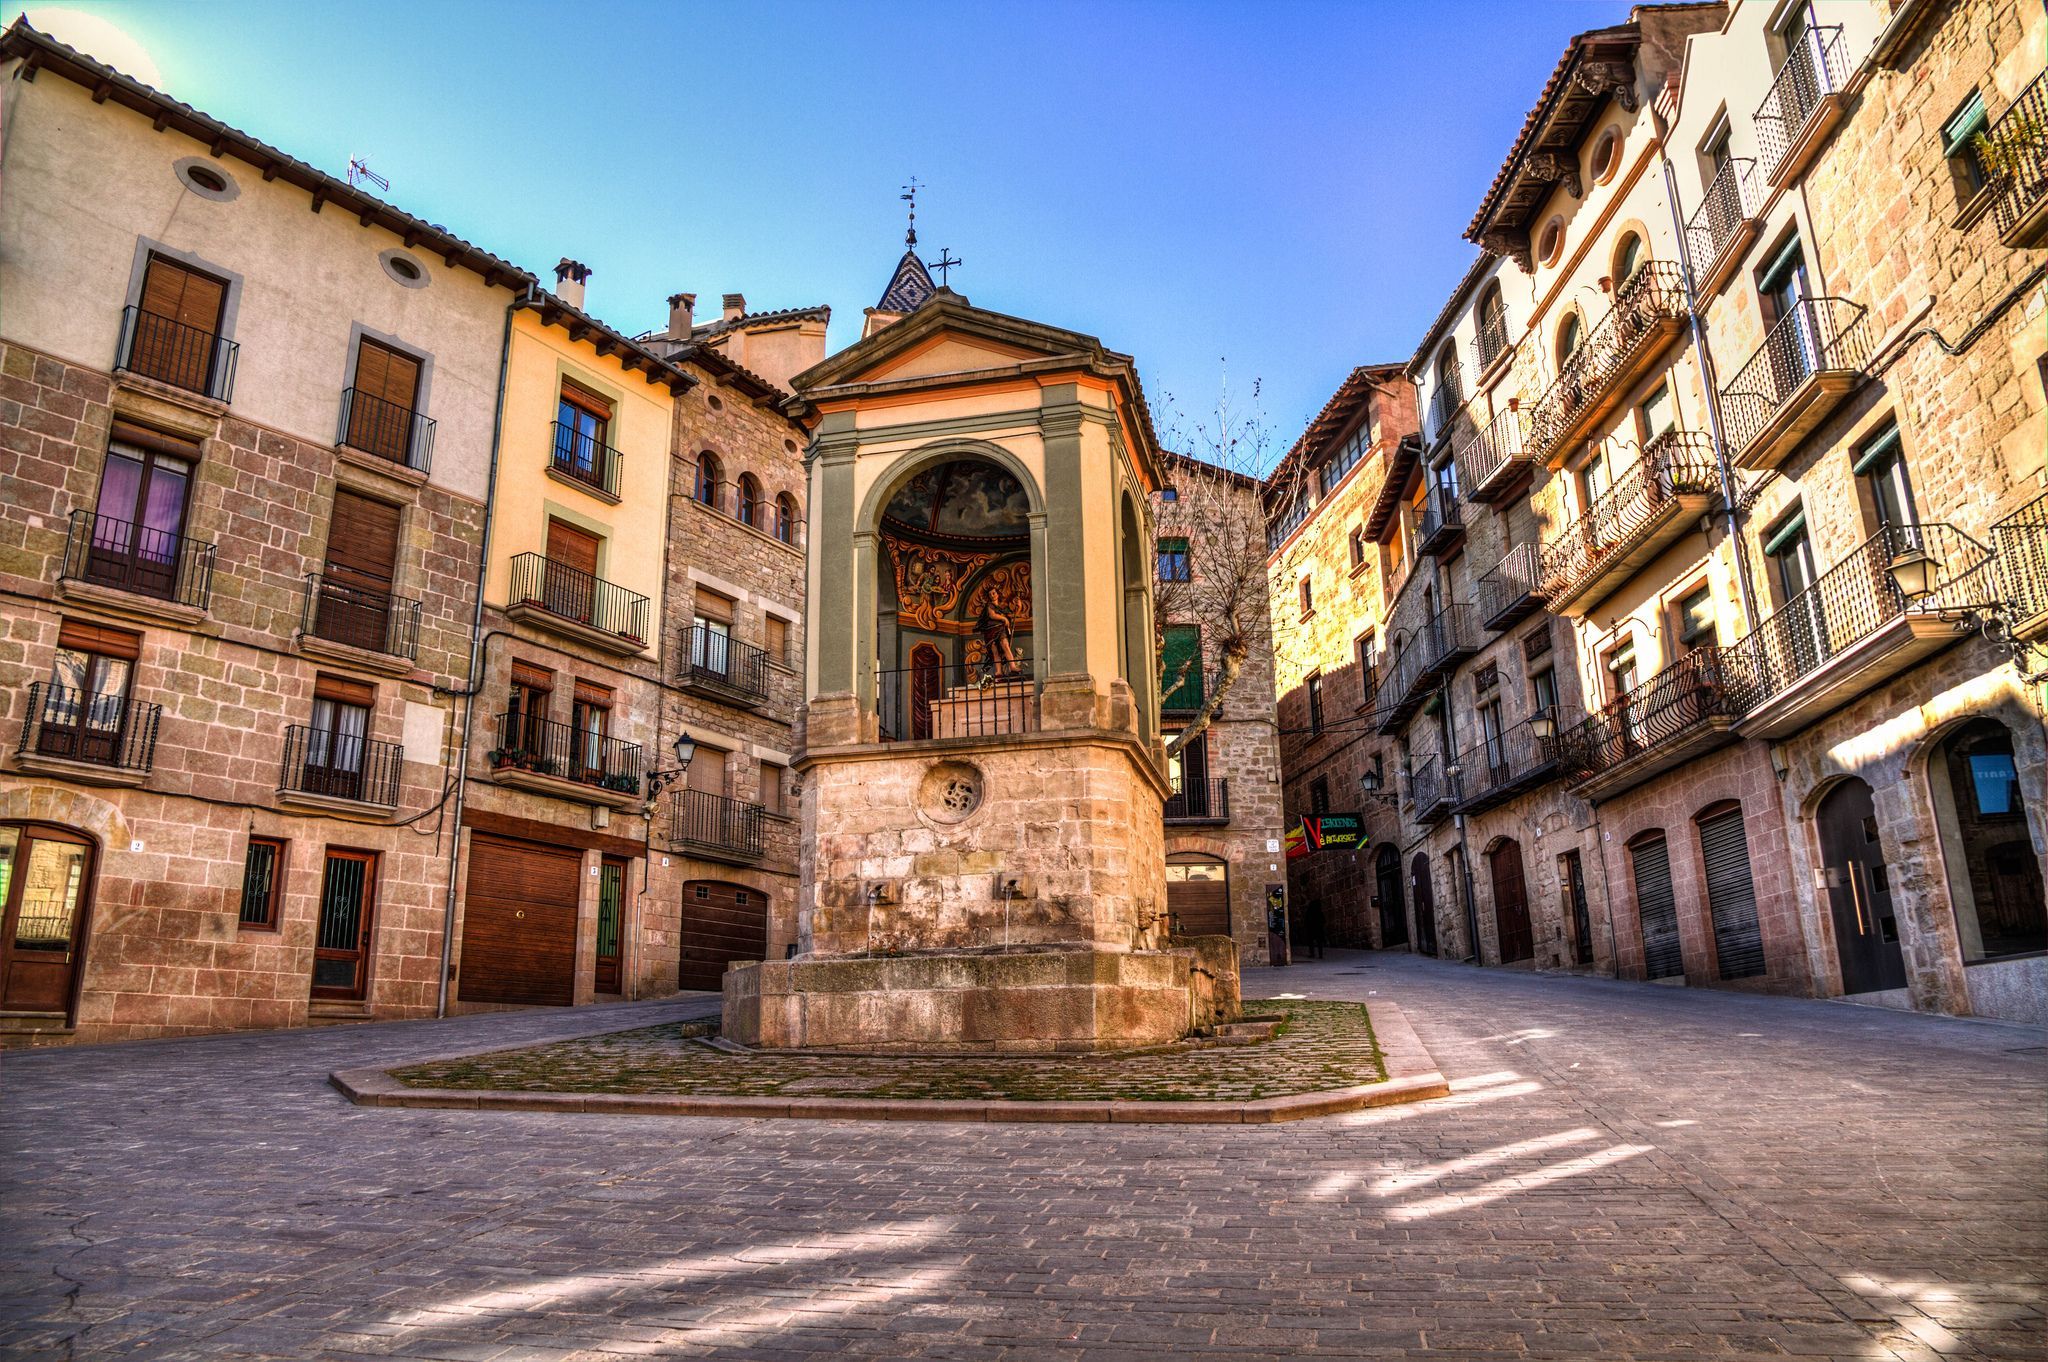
[
  {"x1": 1630, "y1": 835, "x2": 1684, "y2": 980},
  {"x1": 1698, "y1": 808, "x2": 1766, "y2": 979},
  {"x1": 460, "y1": 835, "x2": 582, "y2": 1006}
]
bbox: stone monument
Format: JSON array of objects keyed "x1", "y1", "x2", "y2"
[{"x1": 721, "y1": 286, "x2": 1240, "y2": 1052}]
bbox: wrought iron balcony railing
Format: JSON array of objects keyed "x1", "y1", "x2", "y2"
[
  {"x1": 688, "y1": 476, "x2": 804, "y2": 547},
  {"x1": 1755, "y1": 25, "x2": 1849, "y2": 185},
  {"x1": 114, "y1": 305, "x2": 237, "y2": 402},
  {"x1": 1371, "y1": 643, "x2": 1427, "y2": 733},
  {"x1": 1992, "y1": 488, "x2": 2048, "y2": 634},
  {"x1": 302, "y1": 574, "x2": 421, "y2": 660},
  {"x1": 1685, "y1": 158, "x2": 1758, "y2": 280},
  {"x1": 1164, "y1": 776, "x2": 1230, "y2": 824},
  {"x1": 1473, "y1": 310, "x2": 1512, "y2": 373},
  {"x1": 507, "y1": 552, "x2": 649, "y2": 645},
  {"x1": 19, "y1": 683, "x2": 159, "y2": 772},
  {"x1": 1452, "y1": 709, "x2": 1580, "y2": 815},
  {"x1": 1453, "y1": 405, "x2": 1535, "y2": 504},
  {"x1": 1717, "y1": 297, "x2": 1871, "y2": 462},
  {"x1": 549, "y1": 420, "x2": 621, "y2": 497},
  {"x1": 1525, "y1": 262, "x2": 1688, "y2": 464},
  {"x1": 1415, "y1": 602, "x2": 1480, "y2": 682},
  {"x1": 1540, "y1": 431, "x2": 1720, "y2": 607},
  {"x1": 1409, "y1": 754, "x2": 1455, "y2": 824},
  {"x1": 682, "y1": 624, "x2": 771, "y2": 706},
  {"x1": 1552, "y1": 647, "x2": 1748, "y2": 782},
  {"x1": 1426, "y1": 370, "x2": 1465, "y2": 447},
  {"x1": 1477, "y1": 542, "x2": 1549, "y2": 632},
  {"x1": 1418, "y1": 484, "x2": 1464, "y2": 554},
  {"x1": 876, "y1": 656, "x2": 1038, "y2": 742},
  {"x1": 338, "y1": 387, "x2": 434, "y2": 473},
  {"x1": 662, "y1": 788, "x2": 766, "y2": 862},
  {"x1": 1986, "y1": 73, "x2": 2048, "y2": 243},
  {"x1": 280, "y1": 724, "x2": 403, "y2": 805},
  {"x1": 59, "y1": 509, "x2": 215, "y2": 609},
  {"x1": 491, "y1": 711, "x2": 644, "y2": 796}
]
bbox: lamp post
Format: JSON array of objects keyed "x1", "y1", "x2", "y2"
[{"x1": 1888, "y1": 540, "x2": 2048, "y2": 684}]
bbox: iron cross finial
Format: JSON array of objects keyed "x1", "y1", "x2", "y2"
[
  {"x1": 929, "y1": 249, "x2": 962, "y2": 286},
  {"x1": 901, "y1": 176, "x2": 922, "y2": 248}
]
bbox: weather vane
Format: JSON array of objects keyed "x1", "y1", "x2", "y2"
[
  {"x1": 901, "y1": 176, "x2": 922, "y2": 248},
  {"x1": 929, "y1": 248, "x2": 962, "y2": 286}
]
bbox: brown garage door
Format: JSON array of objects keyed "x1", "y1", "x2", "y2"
[
  {"x1": 1165, "y1": 856, "x2": 1231, "y2": 938},
  {"x1": 680, "y1": 880, "x2": 766, "y2": 992},
  {"x1": 460, "y1": 834, "x2": 581, "y2": 1006}
]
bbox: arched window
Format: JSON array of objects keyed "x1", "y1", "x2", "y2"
[
  {"x1": 694, "y1": 452, "x2": 721, "y2": 507},
  {"x1": 1557, "y1": 314, "x2": 1583, "y2": 366},
  {"x1": 1614, "y1": 232, "x2": 1645, "y2": 287},
  {"x1": 1435, "y1": 344, "x2": 1462, "y2": 406},
  {"x1": 1476, "y1": 283, "x2": 1509, "y2": 368},
  {"x1": 738, "y1": 473, "x2": 762, "y2": 529},
  {"x1": 774, "y1": 492, "x2": 798, "y2": 544},
  {"x1": 1932, "y1": 719, "x2": 2046, "y2": 962}
]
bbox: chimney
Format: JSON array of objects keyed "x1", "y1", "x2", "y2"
[
  {"x1": 721, "y1": 292, "x2": 746, "y2": 322},
  {"x1": 554, "y1": 258, "x2": 591, "y2": 310},
  {"x1": 667, "y1": 292, "x2": 697, "y2": 339}
]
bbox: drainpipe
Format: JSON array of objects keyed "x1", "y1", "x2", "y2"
[
  {"x1": 1653, "y1": 102, "x2": 1762, "y2": 633},
  {"x1": 436, "y1": 284, "x2": 530, "y2": 1017}
]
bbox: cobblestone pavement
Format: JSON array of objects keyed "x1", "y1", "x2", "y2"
[
  {"x1": 2, "y1": 952, "x2": 2044, "y2": 1361},
  {"x1": 388, "y1": 1000, "x2": 1382, "y2": 1102}
]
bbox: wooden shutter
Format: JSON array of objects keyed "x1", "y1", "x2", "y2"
[
  {"x1": 546, "y1": 519, "x2": 600, "y2": 576},
  {"x1": 109, "y1": 420, "x2": 201, "y2": 459},
  {"x1": 572, "y1": 679, "x2": 613, "y2": 708},
  {"x1": 140, "y1": 255, "x2": 225, "y2": 331},
  {"x1": 352, "y1": 339, "x2": 421, "y2": 410},
  {"x1": 760, "y1": 761, "x2": 786, "y2": 816},
  {"x1": 313, "y1": 674, "x2": 376, "y2": 707},
  {"x1": 560, "y1": 379, "x2": 611, "y2": 420},
  {"x1": 1629, "y1": 834, "x2": 1684, "y2": 979},
  {"x1": 764, "y1": 616, "x2": 789, "y2": 661},
  {"x1": 1698, "y1": 807, "x2": 1765, "y2": 980},
  {"x1": 693, "y1": 588, "x2": 734, "y2": 623},
  {"x1": 511, "y1": 660, "x2": 554, "y2": 693},
  {"x1": 57, "y1": 619, "x2": 142, "y2": 660},
  {"x1": 687, "y1": 744, "x2": 729, "y2": 796},
  {"x1": 326, "y1": 490, "x2": 401, "y2": 587}
]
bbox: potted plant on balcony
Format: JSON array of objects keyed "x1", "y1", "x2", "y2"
[
  {"x1": 487, "y1": 748, "x2": 524, "y2": 772},
  {"x1": 599, "y1": 771, "x2": 640, "y2": 795},
  {"x1": 528, "y1": 755, "x2": 558, "y2": 777}
]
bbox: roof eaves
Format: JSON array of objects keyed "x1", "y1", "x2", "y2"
[{"x1": 521, "y1": 290, "x2": 697, "y2": 394}]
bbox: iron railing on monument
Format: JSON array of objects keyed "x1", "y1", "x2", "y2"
[{"x1": 877, "y1": 657, "x2": 1039, "y2": 742}]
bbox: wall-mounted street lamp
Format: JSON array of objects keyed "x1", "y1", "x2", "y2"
[
  {"x1": 1528, "y1": 707, "x2": 1558, "y2": 742},
  {"x1": 1889, "y1": 542, "x2": 2048, "y2": 683},
  {"x1": 640, "y1": 731, "x2": 699, "y2": 890},
  {"x1": 1358, "y1": 755, "x2": 1398, "y2": 805}
]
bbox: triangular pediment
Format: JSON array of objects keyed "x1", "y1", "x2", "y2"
[{"x1": 793, "y1": 295, "x2": 1099, "y2": 393}]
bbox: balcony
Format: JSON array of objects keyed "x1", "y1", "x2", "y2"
[
  {"x1": 1477, "y1": 543, "x2": 1549, "y2": 632},
  {"x1": 1525, "y1": 262, "x2": 1690, "y2": 468},
  {"x1": 114, "y1": 305, "x2": 237, "y2": 404},
  {"x1": 1986, "y1": 73, "x2": 2048, "y2": 246},
  {"x1": 1473, "y1": 311, "x2": 1512, "y2": 376},
  {"x1": 337, "y1": 388, "x2": 435, "y2": 476},
  {"x1": 13, "y1": 683, "x2": 159, "y2": 786},
  {"x1": 1454, "y1": 406, "x2": 1536, "y2": 505},
  {"x1": 1452, "y1": 710, "x2": 1578, "y2": 816},
  {"x1": 278, "y1": 724, "x2": 402, "y2": 814},
  {"x1": 1735, "y1": 523, "x2": 1990, "y2": 740},
  {"x1": 1409, "y1": 755, "x2": 1455, "y2": 826},
  {"x1": 1417, "y1": 485, "x2": 1464, "y2": 556},
  {"x1": 1719, "y1": 297, "x2": 1872, "y2": 471},
  {"x1": 488, "y1": 711, "x2": 645, "y2": 809},
  {"x1": 56, "y1": 510, "x2": 215, "y2": 624},
  {"x1": 299, "y1": 574, "x2": 421, "y2": 673},
  {"x1": 661, "y1": 788, "x2": 766, "y2": 866},
  {"x1": 877, "y1": 657, "x2": 1038, "y2": 743},
  {"x1": 1426, "y1": 372, "x2": 1467, "y2": 451},
  {"x1": 1370, "y1": 644, "x2": 1427, "y2": 735},
  {"x1": 1540, "y1": 431, "x2": 1720, "y2": 616},
  {"x1": 1755, "y1": 25, "x2": 1850, "y2": 189},
  {"x1": 1165, "y1": 777, "x2": 1230, "y2": 825},
  {"x1": 548, "y1": 420, "x2": 621, "y2": 500},
  {"x1": 1415, "y1": 603, "x2": 1481, "y2": 685},
  {"x1": 505, "y1": 552, "x2": 650, "y2": 655},
  {"x1": 1684, "y1": 158, "x2": 1760, "y2": 297},
  {"x1": 1992, "y1": 488, "x2": 2048, "y2": 640},
  {"x1": 1554, "y1": 648, "x2": 1749, "y2": 802},
  {"x1": 681, "y1": 625, "x2": 771, "y2": 709}
]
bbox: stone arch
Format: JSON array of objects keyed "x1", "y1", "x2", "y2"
[
  {"x1": 1917, "y1": 711, "x2": 2048, "y2": 971},
  {"x1": 692, "y1": 449, "x2": 723, "y2": 505},
  {"x1": 1609, "y1": 221, "x2": 1652, "y2": 284},
  {"x1": 773, "y1": 491, "x2": 799, "y2": 544},
  {"x1": 853, "y1": 438, "x2": 1047, "y2": 532}
]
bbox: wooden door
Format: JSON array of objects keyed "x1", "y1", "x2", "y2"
[
  {"x1": 1560, "y1": 850, "x2": 1593, "y2": 965},
  {"x1": 594, "y1": 856, "x2": 627, "y2": 994},
  {"x1": 1817, "y1": 779, "x2": 1907, "y2": 994},
  {"x1": 135, "y1": 255, "x2": 227, "y2": 393},
  {"x1": 1410, "y1": 853, "x2": 1437, "y2": 957},
  {"x1": 1165, "y1": 856, "x2": 1230, "y2": 938},
  {"x1": 1698, "y1": 806, "x2": 1766, "y2": 979},
  {"x1": 348, "y1": 340, "x2": 422, "y2": 464},
  {"x1": 1629, "y1": 833, "x2": 1684, "y2": 980},
  {"x1": 91, "y1": 437, "x2": 195, "y2": 599},
  {"x1": 679, "y1": 881, "x2": 766, "y2": 992},
  {"x1": 1489, "y1": 839, "x2": 1534, "y2": 964},
  {"x1": 311, "y1": 849, "x2": 377, "y2": 1000},
  {"x1": 0, "y1": 825, "x2": 95, "y2": 1016},
  {"x1": 1375, "y1": 845, "x2": 1407, "y2": 947},
  {"x1": 318, "y1": 491, "x2": 401, "y2": 652},
  {"x1": 909, "y1": 643, "x2": 944, "y2": 740},
  {"x1": 459, "y1": 835, "x2": 581, "y2": 1007},
  {"x1": 544, "y1": 518, "x2": 600, "y2": 623}
]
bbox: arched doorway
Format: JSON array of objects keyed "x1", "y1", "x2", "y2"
[
  {"x1": 1928, "y1": 719, "x2": 2046, "y2": 964},
  {"x1": 1410, "y1": 852, "x2": 1438, "y2": 957},
  {"x1": 1628, "y1": 830, "x2": 1684, "y2": 980},
  {"x1": 1489, "y1": 838, "x2": 1534, "y2": 964},
  {"x1": 1816, "y1": 778, "x2": 1906, "y2": 994},
  {"x1": 0, "y1": 822, "x2": 98, "y2": 1018},
  {"x1": 1165, "y1": 853, "x2": 1230, "y2": 938},
  {"x1": 679, "y1": 881, "x2": 768, "y2": 992},
  {"x1": 1375, "y1": 843, "x2": 1407, "y2": 948}
]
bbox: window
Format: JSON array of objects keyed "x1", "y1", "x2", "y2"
[
  {"x1": 694, "y1": 451, "x2": 722, "y2": 506},
  {"x1": 1319, "y1": 425, "x2": 1372, "y2": 493},
  {"x1": 774, "y1": 492, "x2": 798, "y2": 544},
  {"x1": 1557, "y1": 313, "x2": 1583, "y2": 365},
  {"x1": 350, "y1": 339, "x2": 424, "y2": 465},
  {"x1": 693, "y1": 589, "x2": 735, "y2": 676},
  {"x1": 571, "y1": 680, "x2": 612, "y2": 783},
  {"x1": 508, "y1": 661, "x2": 552, "y2": 754},
  {"x1": 1298, "y1": 576, "x2": 1314, "y2": 618},
  {"x1": 1701, "y1": 116, "x2": 1733, "y2": 179},
  {"x1": 239, "y1": 837, "x2": 285, "y2": 929},
  {"x1": 1636, "y1": 382, "x2": 1674, "y2": 444},
  {"x1": 1480, "y1": 699, "x2": 1506, "y2": 771},
  {"x1": 1309, "y1": 775, "x2": 1331, "y2": 816},
  {"x1": 1676, "y1": 584, "x2": 1718, "y2": 652},
  {"x1": 761, "y1": 761, "x2": 787, "y2": 817},
  {"x1": 1613, "y1": 233, "x2": 1645, "y2": 287},
  {"x1": 1537, "y1": 216, "x2": 1565, "y2": 266},
  {"x1": 1157, "y1": 537, "x2": 1191, "y2": 582},
  {"x1": 1854, "y1": 422, "x2": 1917, "y2": 532},
  {"x1": 1160, "y1": 624, "x2": 1203, "y2": 713},
  {"x1": 765, "y1": 615, "x2": 790, "y2": 665},
  {"x1": 1765, "y1": 508, "x2": 1819, "y2": 608},
  {"x1": 1606, "y1": 639, "x2": 1638, "y2": 702},
  {"x1": 1476, "y1": 283, "x2": 1509, "y2": 369},
  {"x1": 130, "y1": 253, "x2": 227, "y2": 394},
  {"x1": 38, "y1": 620, "x2": 140, "y2": 765},
  {"x1": 1355, "y1": 631, "x2": 1377, "y2": 681},
  {"x1": 1531, "y1": 666, "x2": 1559, "y2": 715},
  {"x1": 1589, "y1": 127, "x2": 1622, "y2": 184},
  {"x1": 91, "y1": 429, "x2": 196, "y2": 600},
  {"x1": 305, "y1": 675, "x2": 374, "y2": 800},
  {"x1": 1307, "y1": 673, "x2": 1325, "y2": 735},
  {"x1": 1942, "y1": 91, "x2": 1990, "y2": 200},
  {"x1": 738, "y1": 473, "x2": 763, "y2": 529},
  {"x1": 1348, "y1": 526, "x2": 1367, "y2": 571},
  {"x1": 1580, "y1": 447, "x2": 1610, "y2": 509}
]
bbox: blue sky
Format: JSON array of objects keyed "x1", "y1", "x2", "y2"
[{"x1": 17, "y1": 1, "x2": 1636, "y2": 463}]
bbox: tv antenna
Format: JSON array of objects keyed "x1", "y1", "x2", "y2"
[{"x1": 347, "y1": 157, "x2": 390, "y2": 193}]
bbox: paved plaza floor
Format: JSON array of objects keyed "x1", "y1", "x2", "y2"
[{"x1": 2, "y1": 951, "x2": 2043, "y2": 1360}]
